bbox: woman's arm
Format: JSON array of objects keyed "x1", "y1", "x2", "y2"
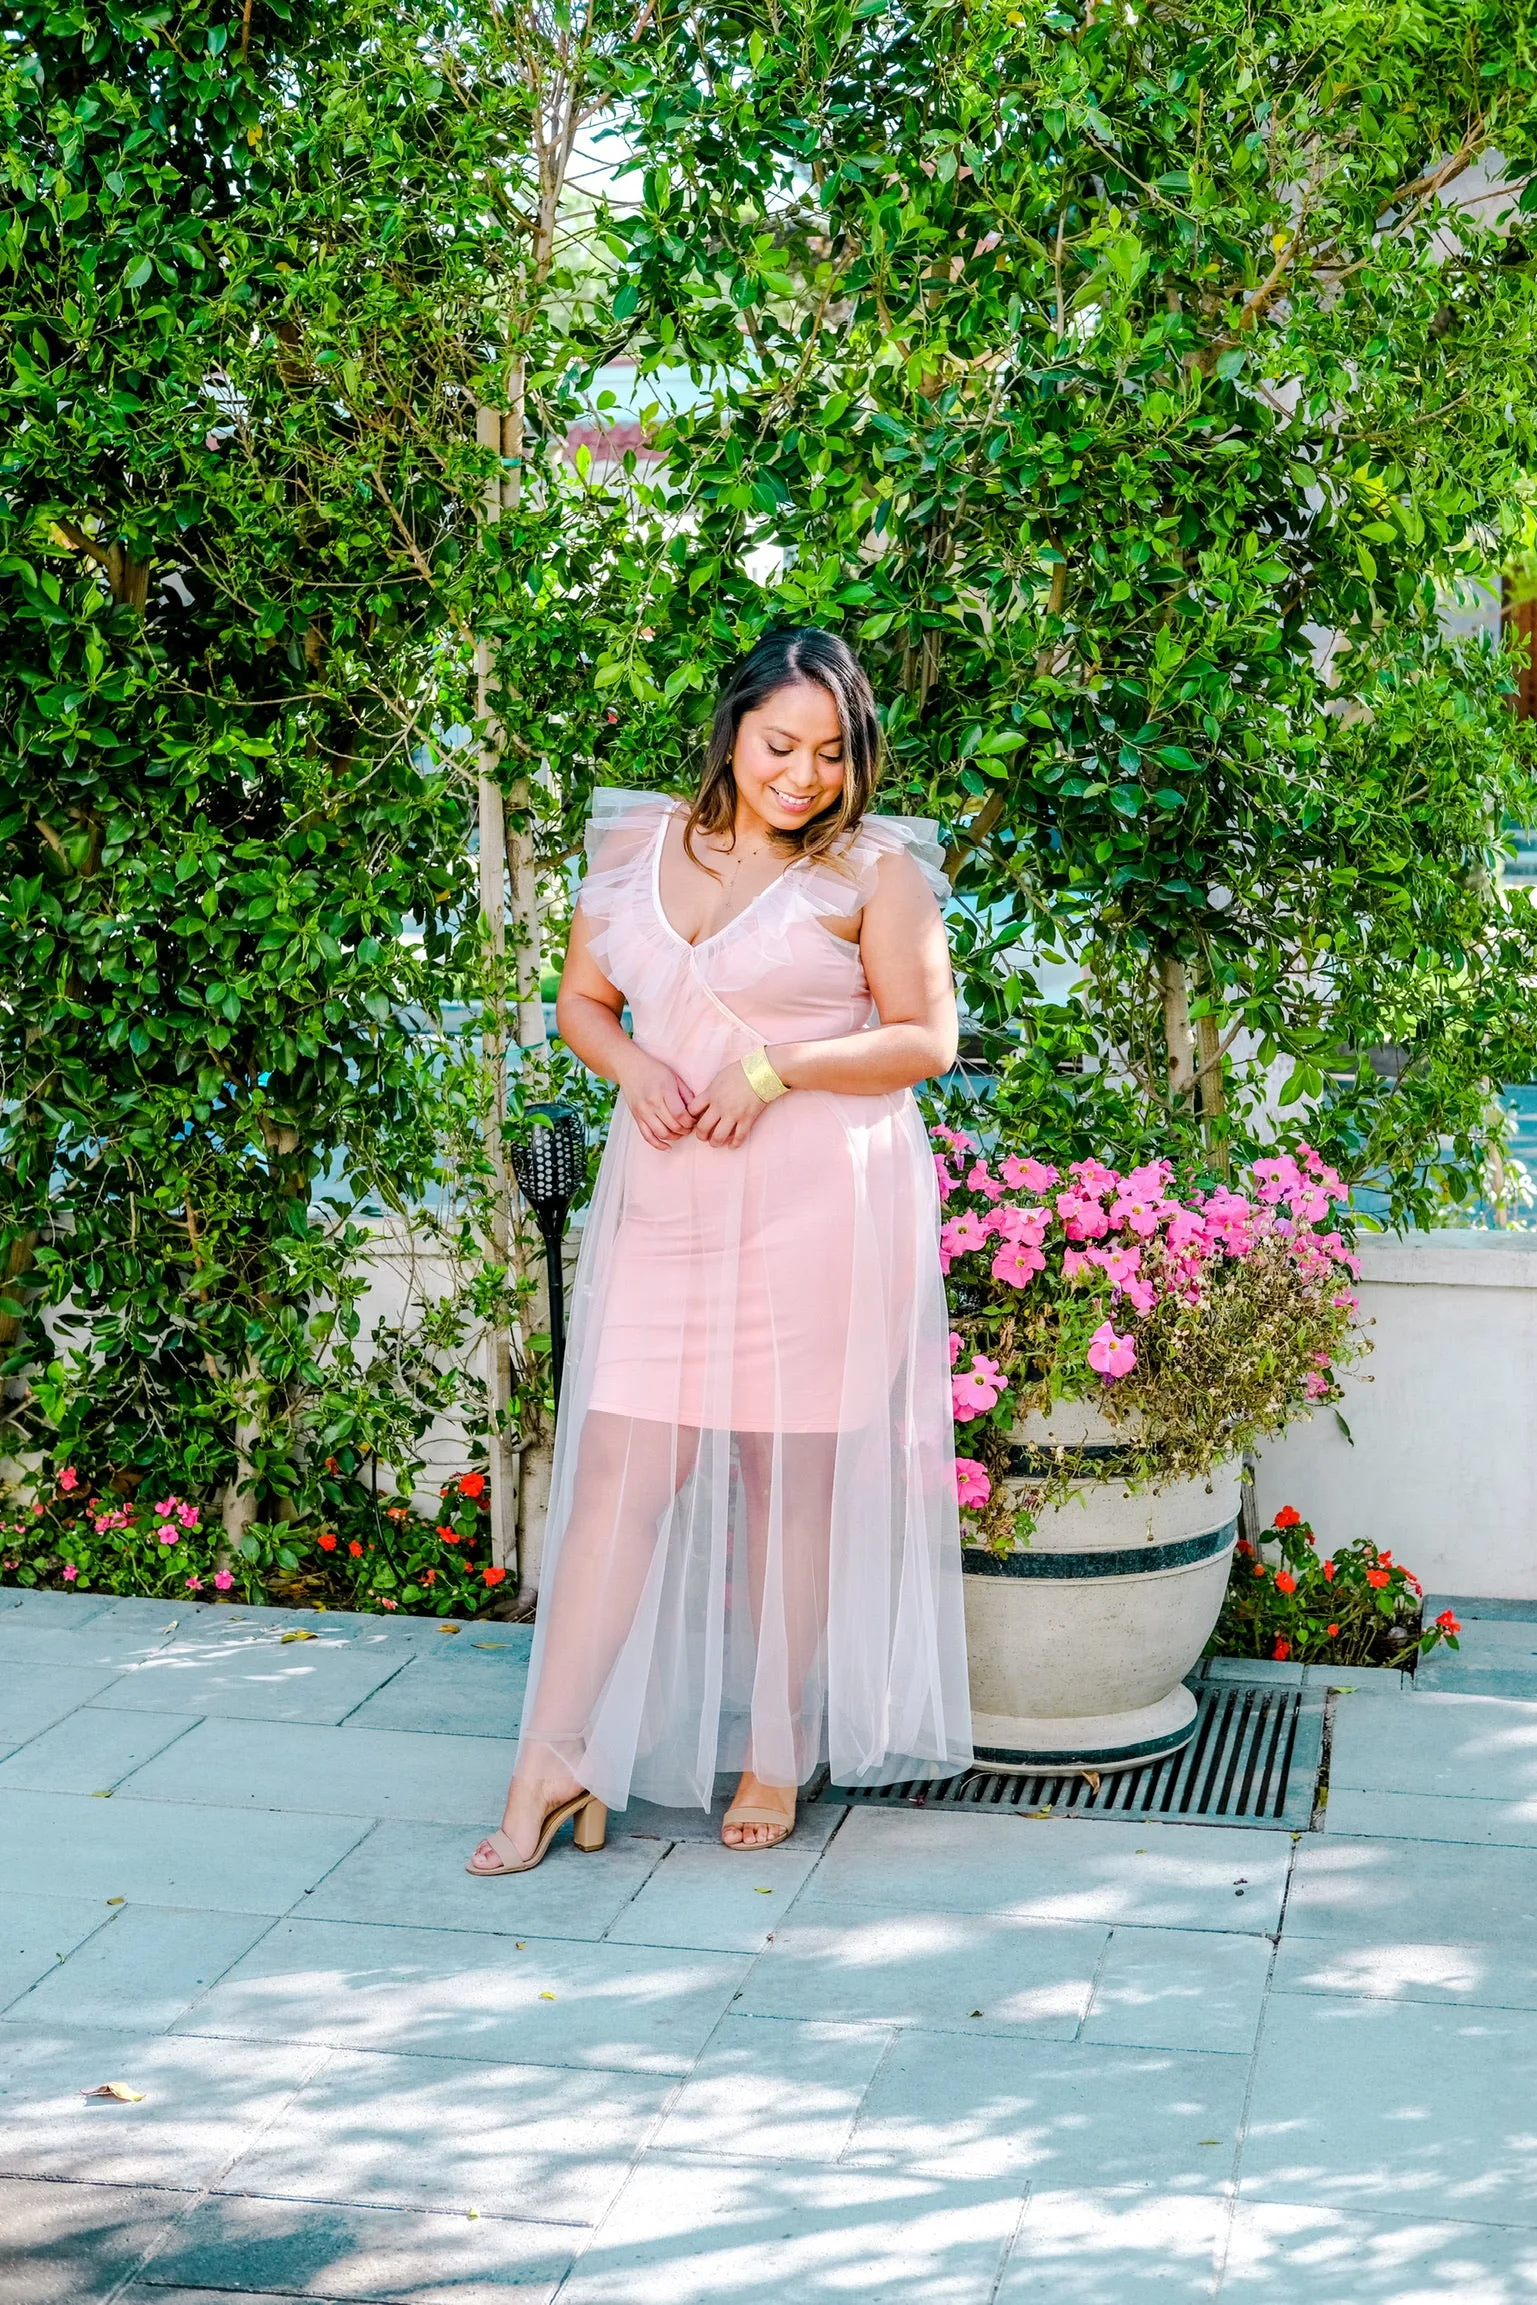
[
  {"x1": 690, "y1": 849, "x2": 958, "y2": 1146},
  {"x1": 556, "y1": 904, "x2": 698, "y2": 1152}
]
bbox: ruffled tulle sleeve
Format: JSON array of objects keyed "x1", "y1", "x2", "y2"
[
  {"x1": 575, "y1": 789, "x2": 679, "y2": 986},
  {"x1": 796, "y1": 815, "x2": 950, "y2": 921}
]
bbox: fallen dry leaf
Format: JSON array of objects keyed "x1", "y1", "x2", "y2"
[
  {"x1": 280, "y1": 1629, "x2": 316, "y2": 1645},
  {"x1": 106, "y1": 1897, "x2": 125, "y2": 1907},
  {"x1": 84, "y1": 2082, "x2": 144, "y2": 2102},
  {"x1": 538, "y1": 1990, "x2": 555, "y2": 2001},
  {"x1": 1079, "y1": 1769, "x2": 1102, "y2": 1794},
  {"x1": 91, "y1": 1790, "x2": 114, "y2": 1799},
  {"x1": 753, "y1": 1887, "x2": 773, "y2": 1895},
  {"x1": 441, "y1": 1624, "x2": 461, "y2": 1635}
]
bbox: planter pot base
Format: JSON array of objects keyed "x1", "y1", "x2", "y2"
[{"x1": 970, "y1": 1683, "x2": 1198, "y2": 1774}]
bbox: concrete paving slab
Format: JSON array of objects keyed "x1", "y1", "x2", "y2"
[
  {"x1": 605, "y1": 1839, "x2": 828, "y2": 1953},
  {"x1": 214, "y1": 2044, "x2": 670, "y2": 2223},
  {"x1": 340, "y1": 1648, "x2": 528, "y2": 1737},
  {"x1": 0, "y1": 2176, "x2": 184, "y2": 2304},
  {"x1": 648, "y1": 2014, "x2": 893, "y2": 2162},
  {"x1": 0, "y1": 1589, "x2": 117, "y2": 1626},
  {"x1": 1221, "y1": 2199, "x2": 1537, "y2": 2299},
  {"x1": 143, "y1": 2192, "x2": 578, "y2": 2302},
  {"x1": 0, "y1": 1890, "x2": 114, "y2": 2013},
  {"x1": 996, "y1": 2190, "x2": 1225, "y2": 2300},
  {"x1": 0, "y1": 2022, "x2": 323, "y2": 2186},
  {"x1": 300, "y1": 1819, "x2": 664, "y2": 1940},
  {"x1": 0, "y1": 1662, "x2": 130, "y2": 1745},
  {"x1": 102, "y1": 1633, "x2": 411, "y2": 1725},
  {"x1": 1287, "y1": 1834, "x2": 1537, "y2": 1943},
  {"x1": 733, "y1": 1909, "x2": 1105, "y2": 2040},
  {"x1": 1241, "y1": 1992, "x2": 1537, "y2": 2222},
  {"x1": 119, "y1": 1715, "x2": 521, "y2": 1823},
  {"x1": 1329, "y1": 1688, "x2": 1537, "y2": 1802},
  {"x1": 554, "y1": 2154, "x2": 1021, "y2": 2305},
  {"x1": 1323, "y1": 1786, "x2": 1537, "y2": 1846},
  {"x1": 176, "y1": 1914, "x2": 751, "y2": 2075},
  {"x1": 5, "y1": 1904, "x2": 275, "y2": 2034},
  {"x1": 800, "y1": 1809, "x2": 1287, "y2": 1933},
  {"x1": 1081, "y1": 1927, "x2": 1273, "y2": 2054},
  {"x1": 0, "y1": 1707, "x2": 198, "y2": 1795},
  {"x1": 1272, "y1": 1930, "x2": 1537, "y2": 2011},
  {"x1": 0, "y1": 1788, "x2": 370, "y2": 1913},
  {"x1": 0, "y1": 1617, "x2": 181, "y2": 1669},
  {"x1": 845, "y1": 2033, "x2": 1248, "y2": 2190}
]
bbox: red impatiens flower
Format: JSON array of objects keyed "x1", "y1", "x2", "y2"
[
  {"x1": 1436, "y1": 1609, "x2": 1462, "y2": 1634},
  {"x1": 1322, "y1": 1560, "x2": 1336, "y2": 1582},
  {"x1": 458, "y1": 1473, "x2": 487, "y2": 1499},
  {"x1": 318, "y1": 1532, "x2": 337, "y2": 1552},
  {"x1": 1275, "y1": 1571, "x2": 1298, "y2": 1595},
  {"x1": 436, "y1": 1524, "x2": 457, "y2": 1540},
  {"x1": 482, "y1": 1564, "x2": 507, "y2": 1587},
  {"x1": 1252, "y1": 1561, "x2": 1268, "y2": 1579},
  {"x1": 1236, "y1": 1537, "x2": 1254, "y2": 1558},
  {"x1": 348, "y1": 1539, "x2": 364, "y2": 1558},
  {"x1": 423, "y1": 1568, "x2": 437, "y2": 1586},
  {"x1": 1273, "y1": 1506, "x2": 1302, "y2": 1530},
  {"x1": 1327, "y1": 1622, "x2": 1340, "y2": 1638},
  {"x1": 1272, "y1": 1638, "x2": 1291, "y2": 1661},
  {"x1": 1366, "y1": 1568, "x2": 1390, "y2": 1589}
]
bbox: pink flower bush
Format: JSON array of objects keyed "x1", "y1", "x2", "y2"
[{"x1": 935, "y1": 1131, "x2": 1362, "y2": 1508}]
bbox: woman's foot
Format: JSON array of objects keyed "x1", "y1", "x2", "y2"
[
  {"x1": 467, "y1": 1768, "x2": 585, "y2": 1873},
  {"x1": 722, "y1": 1770, "x2": 796, "y2": 1849}
]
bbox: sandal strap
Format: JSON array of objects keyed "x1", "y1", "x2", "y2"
[{"x1": 723, "y1": 1803, "x2": 795, "y2": 1828}]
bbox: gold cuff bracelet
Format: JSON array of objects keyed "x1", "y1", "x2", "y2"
[{"x1": 741, "y1": 1045, "x2": 790, "y2": 1104}]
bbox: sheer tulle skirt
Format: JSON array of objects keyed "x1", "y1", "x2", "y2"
[{"x1": 516, "y1": 1096, "x2": 973, "y2": 1810}]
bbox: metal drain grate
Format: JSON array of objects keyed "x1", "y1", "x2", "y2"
[{"x1": 826, "y1": 1681, "x2": 1325, "y2": 1831}]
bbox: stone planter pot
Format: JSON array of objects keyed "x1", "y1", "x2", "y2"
[{"x1": 962, "y1": 1401, "x2": 1241, "y2": 1772}]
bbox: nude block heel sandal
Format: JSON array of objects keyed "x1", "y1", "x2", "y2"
[{"x1": 467, "y1": 1793, "x2": 607, "y2": 1877}]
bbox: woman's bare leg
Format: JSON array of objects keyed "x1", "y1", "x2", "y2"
[
  {"x1": 468, "y1": 1414, "x2": 698, "y2": 1868},
  {"x1": 725, "y1": 1431, "x2": 835, "y2": 1848}
]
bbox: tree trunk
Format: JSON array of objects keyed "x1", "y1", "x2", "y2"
[{"x1": 1157, "y1": 952, "x2": 1197, "y2": 1106}]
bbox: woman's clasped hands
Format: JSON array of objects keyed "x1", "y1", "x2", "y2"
[{"x1": 618, "y1": 1049, "x2": 776, "y2": 1153}]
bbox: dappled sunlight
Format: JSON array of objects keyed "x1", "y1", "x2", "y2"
[
  {"x1": 1225, "y1": 2200, "x2": 1537, "y2": 2301},
  {"x1": 1284, "y1": 1943, "x2": 1494, "y2": 2000}
]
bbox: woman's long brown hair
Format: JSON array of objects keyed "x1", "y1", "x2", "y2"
[{"x1": 683, "y1": 627, "x2": 882, "y2": 874}]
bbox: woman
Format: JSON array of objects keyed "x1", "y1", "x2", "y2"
[{"x1": 468, "y1": 627, "x2": 972, "y2": 1870}]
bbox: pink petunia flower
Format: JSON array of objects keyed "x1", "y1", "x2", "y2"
[
  {"x1": 1070, "y1": 1158, "x2": 1120, "y2": 1197},
  {"x1": 62, "y1": 1562, "x2": 78, "y2": 1582},
  {"x1": 58, "y1": 1468, "x2": 79, "y2": 1493},
  {"x1": 185, "y1": 1574, "x2": 203, "y2": 1591},
  {"x1": 949, "y1": 1331, "x2": 963, "y2": 1367},
  {"x1": 993, "y1": 1203, "x2": 1049, "y2": 1247},
  {"x1": 1110, "y1": 1192, "x2": 1162, "y2": 1238},
  {"x1": 213, "y1": 1569, "x2": 234, "y2": 1592},
  {"x1": 1087, "y1": 1321, "x2": 1137, "y2": 1379},
  {"x1": 941, "y1": 1210, "x2": 993, "y2": 1255},
  {"x1": 966, "y1": 1161, "x2": 1005, "y2": 1202},
  {"x1": 952, "y1": 1353, "x2": 1004, "y2": 1422},
  {"x1": 991, "y1": 1241, "x2": 1045, "y2": 1288},
  {"x1": 1001, "y1": 1155, "x2": 1059, "y2": 1193},
  {"x1": 1062, "y1": 1247, "x2": 1096, "y2": 1282},
  {"x1": 954, "y1": 1458, "x2": 992, "y2": 1508},
  {"x1": 934, "y1": 1157, "x2": 958, "y2": 1200},
  {"x1": 176, "y1": 1502, "x2": 199, "y2": 1527},
  {"x1": 156, "y1": 1525, "x2": 178, "y2": 1546},
  {"x1": 1119, "y1": 1275, "x2": 1158, "y2": 1316},
  {"x1": 1090, "y1": 1242, "x2": 1142, "y2": 1286}
]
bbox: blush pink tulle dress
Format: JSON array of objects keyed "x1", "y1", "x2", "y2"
[{"x1": 514, "y1": 791, "x2": 974, "y2": 1809}]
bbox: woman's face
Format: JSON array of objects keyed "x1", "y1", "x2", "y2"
[{"x1": 731, "y1": 678, "x2": 845, "y2": 835}]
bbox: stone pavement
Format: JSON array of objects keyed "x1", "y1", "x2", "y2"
[{"x1": 2, "y1": 1585, "x2": 1536, "y2": 2303}]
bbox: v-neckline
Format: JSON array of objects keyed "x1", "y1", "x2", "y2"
[{"x1": 650, "y1": 807, "x2": 801, "y2": 953}]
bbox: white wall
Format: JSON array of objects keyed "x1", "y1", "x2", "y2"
[{"x1": 1254, "y1": 1231, "x2": 1537, "y2": 1599}]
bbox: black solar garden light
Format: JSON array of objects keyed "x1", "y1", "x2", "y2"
[{"x1": 510, "y1": 1102, "x2": 586, "y2": 1413}]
